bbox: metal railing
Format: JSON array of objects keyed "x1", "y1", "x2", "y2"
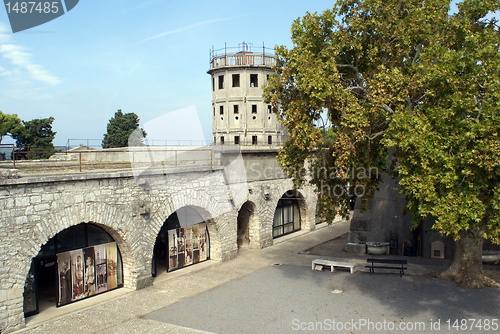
[
  {"x1": 1, "y1": 147, "x2": 215, "y2": 174},
  {"x1": 66, "y1": 139, "x2": 215, "y2": 151},
  {"x1": 209, "y1": 42, "x2": 276, "y2": 70}
]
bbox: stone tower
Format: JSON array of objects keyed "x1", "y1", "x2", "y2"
[{"x1": 208, "y1": 42, "x2": 288, "y2": 146}]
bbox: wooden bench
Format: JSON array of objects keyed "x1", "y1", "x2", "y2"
[
  {"x1": 311, "y1": 259, "x2": 357, "y2": 274},
  {"x1": 366, "y1": 258, "x2": 407, "y2": 277}
]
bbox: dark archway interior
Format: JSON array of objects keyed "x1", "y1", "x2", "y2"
[{"x1": 237, "y1": 202, "x2": 255, "y2": 248}]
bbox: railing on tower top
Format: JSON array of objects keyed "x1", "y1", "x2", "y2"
[{"x1": 209, "y1": 42, "x2": 276, "y2": 70}]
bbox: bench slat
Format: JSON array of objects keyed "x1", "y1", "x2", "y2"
[{"x1": 366, "y1": 258, "x2": 407, "y2": 277}]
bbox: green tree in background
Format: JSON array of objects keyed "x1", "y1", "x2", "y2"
[
  {"x1": 16, "y1": 117, "x2": 57, "y2": 159},
  {"x1": 264, "y1": 0, "x2": 500, "y2": 288},
  {"x1": 0, "y1": 111, "x2": 24, "y2": 144},
  {"x1": 102, "y1": 110, "x2": 147, "y2": 148}
]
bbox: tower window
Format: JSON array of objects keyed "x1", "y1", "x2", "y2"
[
  {"x1": 252, "y1": 105, "x2": 257, "y2": 114},
  {"x1": 234, "y1": 136, "x2": 240, "y2": 145},
  {"x1": 212, "y1": 77, "x2": 215, "y2": 91},
  {"x1": 267, "y1": 105, "x2": 272, "y2": 114},
  {"x1": 221, "y1": 136, "x2": 224, "y2": 144},
  {"x1": 232, "y1": 74, "x2": 240, "y2": 87},
  {"x1": 214, "y1": 136, "x2": 216, "y2": 144},
  {"x1": 218, "y1": 75, "x2": 224, "y2": 89},
  {"x1": 220, "y1": 106, "x2": 224, "y2": 115},
  {"x1": 252, "y1": 136, "x2": 257, "y2": 145},
  {"x1": 250, "y1": 74, "x2": 258, "y2": 87},
  {"x1": 233, "y1": 105, "x2": 239, "y2": 114},
  {"x1": 213, "y1": 107, "x2": 215, "y2": 116},
  {"x1": 268, "y1": 136, "x2": 272, "y2": 144}
]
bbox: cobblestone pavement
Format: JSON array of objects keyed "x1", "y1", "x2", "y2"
[{"x1": 14, "y1": 219, "x2": 500, "y2": 334}]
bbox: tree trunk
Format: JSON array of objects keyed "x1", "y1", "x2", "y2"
[{"x1": 439, "y1": 228, "x2": 485, "y2": 288}]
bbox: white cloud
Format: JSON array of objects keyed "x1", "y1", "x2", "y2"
[{"x1": 0, "y1": 22, "x2": 61, "y2": 85}]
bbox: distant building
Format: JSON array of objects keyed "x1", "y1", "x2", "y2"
[{"x1": 208, "y1": 42, "x2": 288, "y2": 146}]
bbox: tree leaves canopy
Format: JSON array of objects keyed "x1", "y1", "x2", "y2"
[
  {"x1": 0, "y1": 111, "x2": 24, "y2": 144},
  {"x1": 102, "y1": 110, "x2": 147, "y2": 148},
  {"x1": 16, "y1": 117, "x2": 57, "y2": 159},
  {"x1": 264, "y1": 0, "x2": 500, "y2": 246},
  {"x1": 385, "y1": 0, "x2": 500, "y2": 244}
]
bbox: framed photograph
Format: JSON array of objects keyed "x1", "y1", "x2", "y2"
[
  {"x1": 70, "y1": 249, "x2": 85, "y2": 301},
  {"x1": 83, "y1": 247, "x2": 96, "y2": 297},
  {"x1": 56, "y1": 252, "x2": 71, "y2": 306},
  {"x1": 192, "y1": 224, "x2": 200, "y2": 263},
  {"x1": 168, "y1": 229, "x2": 178, "y2": 271},
  {"x1": 94, "y1": 244, "x2": 107, "y2": 294},
  {"x1": 106, "y1": 243, "x2": 117, "y2": 290},
  {"x1": 199, "y1": 223, "x2": 207, "y2": 261},
  {"x1": 184, "y1": 227, "x2": 193, "y2": 266}
]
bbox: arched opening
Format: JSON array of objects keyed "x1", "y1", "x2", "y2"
[
  {"x1": 152, "y1": 206, "x2": 211, "y2": 276},
  {"x1": 272, "y1": 190, "x2": 302, "y2": 238},
  {"x1": 23, "y1": 223, "x2": 123, "y2": 317},
  {"x1": 237, "y1": 201, "x2": 255, "y2": 249}
]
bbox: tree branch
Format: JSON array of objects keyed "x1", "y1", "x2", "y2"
[
  {"x1": 381, "y1": 103, "x2": 394, "y2": 114},
  {"x1": 336, "y1": 64, "x2": 363, "y2": 87},
  {"x1": 366, "y1": 130, "x2": 385, "y2": 141}
]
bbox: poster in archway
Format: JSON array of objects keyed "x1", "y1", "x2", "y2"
[
  {"x1": 56, "y1": 242, "x2": 119, "y2": 306},
  {"x1": 57, "y1": 252, "x2": 71, "y2": 306},
  {"x1": 70, "y1": 249, "x2": 85, "y2": 301},
  {"x1": 106, "y1": 242, "x2": 118, "y2": 290},
  {"x1": 83, "y1": 247, "x2": 96, "y2": 297},
  {"x1": 167, "y1": 222, "x2": 208, "y2": 272},
  {"x1": 94, "y1": 244, "x2": 107, "y2": 294}
]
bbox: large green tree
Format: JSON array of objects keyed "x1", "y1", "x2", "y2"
[
  {"x1": 102, "y1": 110, "x2": 146, "y2": 148},
  {"x1": 16, "y1": 117, "x2": 57, "y2": 159},
  {"x1": 0, "y1": 111, "x2": 24, "y2": 144},
  {"x1": 264, "y1": 0, "x2": 500, "y2": 288}
]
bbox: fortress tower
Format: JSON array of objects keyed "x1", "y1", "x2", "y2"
[{"x1": 208, "y1": 42, "x2": 288, "y2": 146}]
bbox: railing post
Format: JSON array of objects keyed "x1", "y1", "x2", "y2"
[{"x1": 12, "y1": 151, "x2": 16, "y2": 169}]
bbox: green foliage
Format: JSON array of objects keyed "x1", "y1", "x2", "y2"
[
  {"x1": 0, "y1": 111, "x2": 24, "y2": 144},
  {"x1": 385, "y1": 0, "x2": 500, "y2": 244},
  {"x1": 265, "y1": 0, "x2": 500, "y2": 246},
  {"x1": 102, "y1": 110, "x2": 147, "y2": 148},
  {"x1": 16, "y1": 117, "x2": 57, "y2": 159}
]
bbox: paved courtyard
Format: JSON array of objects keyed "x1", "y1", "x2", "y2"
[{"x1": 14, "y1": 219, "x2": 500, "y2": 334}]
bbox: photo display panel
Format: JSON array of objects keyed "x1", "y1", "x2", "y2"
[
  {"x1": 56, "y1": 242, "x2": 119, "y2": 306},
  {"x1": 167, "y1": 223, "x2": 208, "y2": 272}
]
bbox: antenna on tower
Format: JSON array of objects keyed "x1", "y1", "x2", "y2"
[{"x1": 238, "y1": 41, "x2": 253, "y2": 53}]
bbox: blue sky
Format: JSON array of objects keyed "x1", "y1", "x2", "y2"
[
  {"x1": 0, "y1": 1, "x2": 497, "y2": 147},
  {"x1": 0, "y1": 0, "x2": 339, "y2": 146}
]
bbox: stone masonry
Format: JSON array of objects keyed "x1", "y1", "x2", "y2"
[{"x1": 0, "y1": 151, "x2": 317, "y2": 333}]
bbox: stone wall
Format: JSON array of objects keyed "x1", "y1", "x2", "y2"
[{"x1": 0, "y1": 153, "x2": 318, "y2": 333}]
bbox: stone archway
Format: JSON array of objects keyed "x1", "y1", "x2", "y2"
[
  {"x1": 4, "y1": 202, "x2": 142, "y2": 333},
  {"x1": 152, "y1": 205, "x2": 213, "y2": 275}
]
